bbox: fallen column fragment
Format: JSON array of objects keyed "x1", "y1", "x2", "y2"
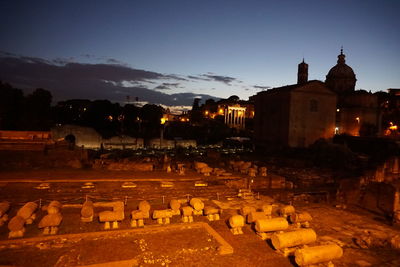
[
  {"x1": 279, "y1": 205, "x2": 295, "y2": 219},
  {"x1": 8, "y1": 216, "x2": 25, "y2": 238},
  {"x1": 38, "y1": 200, "x2": 63, "y2": 235},
  {"x1": 98, "y1": 201, "x2": 125, "y2": 230},
  {"x1": 17, "y1": 202, "x2": 38, "y2": 224},
  {"x1": 169, "y1": 199, "x2": 181, "y2": 216},
  {"x1": 262, "y1": 204, "x2": 273, "y2": 218},
  {"x1": 295, "y1": 244, "x2": 343, "y2": 266},
  {"x1": 131, "y1": 200, "x2": 151, "y2": 228},
  {"x1": 255, "y1": 217, "x2": 289, "y2": 240},
  {"x1": 204, "y1": 206, "x2": 221, "y2": 221},
  {"x1": 81, "y1": 200, "x2": 94, "y2": 222},
  {"x1": 190, "y1": 198, "x2": 204, "y2": 216},
  {"x1": 247, "y1": 211, "x2": 267, "y2": 224},
  {"x1": 240, "y1": 206, "x2": 256, "y2": 217},
  {"x1": 138, "y1": 200, "x2": 151, "y2": 213},
  {"x1": 289, "y1": 212, "x2": 312, "y2": 228},
  {"x1": 0, "y1": 201, "x2": 10, "y2": 227},
  {"x1": 229, "y1": 215, "x2": 245, "y2": 235},
  {"x1": 8, "y1": 201, "x2": 38, "y2": 238},
  {"x1": 271, "y1": 228, "x2": 317, "y2": 256},
  {"x1": 181, "y1": 206, "x2": 194, "y2": 223},
  {"x1": 153, "y1": 209, "x2": 173, "y2": 225}
]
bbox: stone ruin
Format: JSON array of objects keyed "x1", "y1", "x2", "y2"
[
  {"x1": 8, "y1": 202, "x2": 37, "y2": 238},
  {"x1": 38, "y1": 200, "x2": 63, "y2": 235},
  {"x1": 97, "y1": 201, "x2": 125, "y2": 229},
  {"x1": 131, "y1": 200, "x2": 151, "y2": 228},
  {"x1": 227, "y1": 201, "x2": 346, "y2": 266},
  {"x1": 0, "y1": 201, "x2": 10, "y2": 227}
]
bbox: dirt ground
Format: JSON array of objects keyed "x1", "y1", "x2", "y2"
[{"x1": 0, "y1": 169, "x2": 399, "y2": 267}]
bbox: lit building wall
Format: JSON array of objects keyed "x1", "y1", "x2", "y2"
[
  {"x1": 288, "y1": 85, "x2": 337, "y2": 147},
  {"x1": 336, "y1": 92, "x2": 379, "y2": 136},
  {"x1": 254, "y1": 89, "x2": 291, "y2": 147},
  {"x1": 254, "y1": 81, "x2": 337, "y2": 148}
]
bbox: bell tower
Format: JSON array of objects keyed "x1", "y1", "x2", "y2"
[{"x1": 297, "y1": 58, "x2": 308, "y2": 85}]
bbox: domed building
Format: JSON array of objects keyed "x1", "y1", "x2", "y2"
[
  {"x1": 325, "y1": 49, "x2": 379, "y2": 136},
  {"x1": 325, "y1": 48, "x2": 357, "y2": 94}
]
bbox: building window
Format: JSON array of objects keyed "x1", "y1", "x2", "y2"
[{"x1": 310, "y1": 99, "x2": 318, "y2": 112}]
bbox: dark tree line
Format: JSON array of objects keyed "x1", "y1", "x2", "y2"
[
  {"x1": 0, "y1": 81, "x2": 52, "y2": 130},
  {"x1": 53, "y1": 100, "x2": 164, "y2": 138},
  {"x1": 0, "y1": 81, "x2": 164, "y2": 138},
  {"x1": 0, "y1": 82, "x2": 247, "y2": 143}
]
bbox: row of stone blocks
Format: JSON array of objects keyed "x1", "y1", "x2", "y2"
[
  {"x1": 1, "y1": 197, "x2": 221, "y2": 238},
  {"x1": 80, "y1": 197, "x2": 221, "y2": 230}
]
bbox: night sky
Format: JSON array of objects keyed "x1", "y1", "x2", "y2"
[{"x1": 0, "y1": 0, "x2": 399, "y2": 107}]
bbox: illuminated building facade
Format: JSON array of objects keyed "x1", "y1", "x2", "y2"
[
  {"x1": 224, "y1": 106, "x2": 246, "y2": 129},
  {"x1": 200, "y1": 99, "x2": 254, "y2": 130}
]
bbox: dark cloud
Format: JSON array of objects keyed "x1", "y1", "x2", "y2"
[
  {"x1": 154, "y1": 82, "x2": 181, "y2": 91},
  {"x1": 201, "y1": 74, "x2": 237, "y2": 85},
  {"x1": 154, "y1": 85, "x2": 171, "y2": 90},
  {"x1": 52, "y1": 57, "x2": 75, "y2": 65},
  {"x1": 0, "y1": 54, "x2": 219, "y2": 106},
  {"x1": 164, "y1": 74, "x2": 188, "y2": 81},
  {"x1": 81, "y1": 54, "x2": 95, "y2": 58},
  {"x1": 106, "y1": 58, "x2": 126, "y2": 65},
  {"x1": 187, "y1": 75, "x2": 212, "y2": 81},
  {"x1": 253, "y1": 85, "x2": 271, "y2": 90},
  {"x1": 187, "y1": 74, "x2": 240, "y2": 85},
  {"x1": 0, "y1": 51, "x2": 17, "y2": 57}
]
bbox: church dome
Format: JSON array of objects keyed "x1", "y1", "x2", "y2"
[
  {"x1": 327, "y1": 63, "x2": 356, "y2": 78},
  {"x1": 325, "y1": 49, "x2": 356, "y2": 94}
]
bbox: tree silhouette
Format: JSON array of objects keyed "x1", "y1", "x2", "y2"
[
  {"x1": 0, "y1": 81, "x2": 24, "y2": 130},
  {"x1": 140, "y1": 104, "x2": 164, "y2": 137},
  {"x1": 227, "y1": 95, "x2": 240, "y2": 102},
  {"x1": 20, "y1": 88, "x2": 52, "y2": 130}
]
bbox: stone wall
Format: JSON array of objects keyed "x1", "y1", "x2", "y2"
[
  {"x1": 51, "y1": 125, "x2": 144, "y2": 150},
  {"x1": 51, "y1": 125, "x2": 102, "y2": 149},
  {"x1": 52, "y1": 125, "x2": 194, "y2": 150},
  {"x1": 0, "y1": 130, "x2": 52, "y2": 140}
]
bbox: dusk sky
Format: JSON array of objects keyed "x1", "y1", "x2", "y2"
[{"x1": 1, "y1": 0, "x2": 399, "y2": 106}]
